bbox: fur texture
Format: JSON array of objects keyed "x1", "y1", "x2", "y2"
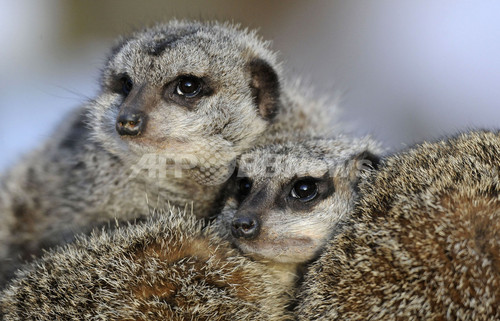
[
  {"x1": 296, "y1": 130, "x2": 500, "y2": 320},
  {"x1": 0, "y1": 20, "x2": 338, "y2": 286},
  {"x1": 0, "y1": 210, "x2": 294, "y2": 320},
  {"x1": 217, "y1": 135, "x2": 381, "y2": 283}
]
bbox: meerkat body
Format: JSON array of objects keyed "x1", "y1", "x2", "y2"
[
  {"x1": 217, "y1": 135, "x2": 381, "y2": 284},
  {"x1": 296, "y1": 130, "x2": 500, "y2": 320},
  {"x1": 0, "y1": 135, "x2": 380, "y2": 320},
  {"x1": 0, "y1": 20, "x2": 337, "y2": 285},
  {"x1": 0, "y1": 211, "x2": 293, "y2": 320}
]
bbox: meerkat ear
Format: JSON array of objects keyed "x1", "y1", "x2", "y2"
[
  {"x1": 249, "y1": 58, "x2": 280, "y2": 120},
  {"x1": 349, "y1": 150, "x2": 381, "y2": 190},
  {"x1": 356, "y1": 151, "x2": 380, "y2": 171}
]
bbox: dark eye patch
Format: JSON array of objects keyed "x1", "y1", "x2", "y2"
[
  {"x1": 176, "y1": 76, "x2": 202, "y2": 98},
  {"x1": 164, "y1": 75, "x2": 214, "y2": 109},
  {"x1": 120, "y1": 76, "x2": 133, "y2": 96},
  {"x1": 277, "y1": 173, "x2": 335, "y2": 211},
  {"x1": 236, "y1": 178, "x2": 253, "y2": 202},
  {"x1": 108, "y1": 73, "x2": 133, "y2": 97},
  {"x1": 290, "y1": 178, "x2": 319, "y2": 202}
]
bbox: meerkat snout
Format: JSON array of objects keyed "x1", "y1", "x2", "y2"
[
  {"x1": 231, "y1": 214, "x2": 260, "y2": 239},
  {"x1": 116, "y1": 112, "x2": 147, "y2": 136},
  {"x1": 114, "y1": 78, "x2": 156, "y2": 137}
]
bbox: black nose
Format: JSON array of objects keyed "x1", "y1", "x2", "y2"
[
  {"x1": 116, "y1": 112, "x2": 147, "y2": 136},
  {"x1": 231, "y1": 216, "x2": 259, "y2": 239}
]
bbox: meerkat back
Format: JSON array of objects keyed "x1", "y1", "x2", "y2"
[
  {"x1": 0, "y1": 211, "x2": 293, "y2": 321},
  {"x1": 296, "y1": 130, "x2": 500, "y2": 320}
]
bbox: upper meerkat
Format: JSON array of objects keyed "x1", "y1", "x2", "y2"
[
  {"x1": 217, "y1": 135, "x2": 381, "y2": 283},
  {"x1": 296, "y1": 130, "x2": 500, "y2": 320},
  {"x1": 0, "y1": 20, "x2": 337, "y2": 285}
]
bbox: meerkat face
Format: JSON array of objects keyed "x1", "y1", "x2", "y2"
[
  {"x1": 218, "y1": 138, "x2": 380, "y2": 264},
  {"x1": 90, "y1": 21, "x2": 280, "y2": 168}
]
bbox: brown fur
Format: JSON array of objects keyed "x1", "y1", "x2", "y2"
[
  {"x1": 0, "y1": 211, "x2": 294, "y2": 320},
  {"x1": 296, "y1": 130, "x2": 500, "y2": 320}
]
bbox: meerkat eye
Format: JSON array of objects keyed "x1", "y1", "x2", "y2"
[
  {"x1": 120, "y1": 75, "x2": 133, "y2": 96},
  {"x1": 237, "y1": 178, "x2": 253, "y2": 198},
  {"x1": 176, "y1": 76, "x2": 202, "y2": 98},
  {"x1": 290, "y1": 179, "x2": 318, "y2": 202}
]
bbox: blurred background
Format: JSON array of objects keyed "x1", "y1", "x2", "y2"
[{"x1": 1, "y1": 0, "x2": 499, "y2": 171}]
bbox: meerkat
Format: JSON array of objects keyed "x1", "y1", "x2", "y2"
[
  {"x1": 296, "y1": 130, "x2": 500, "y2": 320},
  {"x1": 216, "y1": 135, "x2": 381, "y2": 285},
  {"x1": 0, "y1": 135, "x2": 380, "y2": 320},
  {"x1": 0, "y1": 210, "x2": 294, "y2": 321},
  {"x1": 0, "y1": 20, "x2": 338, "y2": 285}
]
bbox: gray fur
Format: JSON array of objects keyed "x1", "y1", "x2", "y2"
[{"x1": 0, "y1": 20, "x2": 338, "y2": 285}]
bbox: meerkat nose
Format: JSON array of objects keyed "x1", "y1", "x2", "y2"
[
  {"x1": 116, "y1": 112, "x2": 147, "y2": 136},
  {"x1": 231, "y1": 215, "x2": 260, "y2": 239}
]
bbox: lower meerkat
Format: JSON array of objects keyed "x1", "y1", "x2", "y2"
[
  {"x1": 296, "y1": 130, "x2": 500, "y2": 320},
  {"x1": 0, "y1": 211, "x2": 294, "y2": 321},
  {"x1": 217, "y1": 135, "x2": 381, "y2": 284},
  {"x1": 0, "y1": 135, "x2": 380, "y2": 320},
  {"x1": 0, "y1": 20, "x2": 337, "y2": 285}
]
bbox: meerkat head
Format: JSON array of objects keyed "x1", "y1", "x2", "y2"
[
  {"x1": 89, "y1": 20, "x2": 280, "y2": 168},
  {"x1": 218, "y1": 136, "x2": 381, "y2": 265}
]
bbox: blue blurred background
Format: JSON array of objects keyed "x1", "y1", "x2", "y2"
[{"x1": 1, "y1": 0, "x2": 499, "y2": 171}]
